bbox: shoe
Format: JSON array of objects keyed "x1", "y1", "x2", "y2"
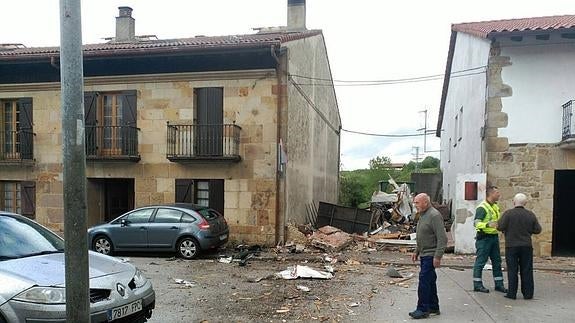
[
  {"x1": 495, "y1": 286, "x2": 508, "y2": 293},
  {"x1": 524, "y1": 296, "x2": 533, "y2": 300},
  {"x1": 474, "y1": 286, "x2": 489, "y2": 293},
  {"x1": 429, "y1": 308, "x2": 441, "y2": 315},
  {"x1": 504, "y1": 294, "x2": 516, "y2": 300},
  {"x1": 409, "y1": 310, "x2": 430, "y2": 319}
]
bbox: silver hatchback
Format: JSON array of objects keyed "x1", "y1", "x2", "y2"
[
  {"x1": 0, "y1": 211, "x2": 155, "y2": 323},
  {"x1": 88, "y1": 203, "x2": 229, "y2": 260}
]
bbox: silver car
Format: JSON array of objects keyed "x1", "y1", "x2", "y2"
[
  {"x1": 0, "y1": 211, "x2": 155, "y2": 323},
  {"x1": 88, "y1": 203, "x2": 229, "y2": 260}
]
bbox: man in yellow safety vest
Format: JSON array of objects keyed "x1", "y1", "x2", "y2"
[{"x1": 472, "y1": 185, "x2": 508, "y2": 293}]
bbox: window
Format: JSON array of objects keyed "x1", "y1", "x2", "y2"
[
  {"x1": 84, "y1": 91, "x2": 137, "y2": 157},
  {"x1": 154, "y1": 208, "x2": 183, "y2": 223},
  {"x1": 454, "y1": 115, "x2": 458, "y2": 147},
  {"x1": 0, "y1": 181, "x2": 35, "y2": 218},
  {"x1": 175, "y1": 179, "x2": 224, "y2": 215},
  {"x1": 124, "y1": 208, "x2": 153, "y2": 224},
  {"x1": 458, "y1": 106, "x2": 463, "y2": 141},
  {"x1": 0, "y1": 98, "x2": 33, "y2": 160},
  {"x1": 448, "y1": 138, "x2": 452, "y2": 163}
]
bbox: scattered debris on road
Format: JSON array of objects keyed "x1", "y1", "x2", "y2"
[{"x1": 276, "y1": 265, "x2": 334, "y2": 280}]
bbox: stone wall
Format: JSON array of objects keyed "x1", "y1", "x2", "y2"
[{"x1": 0, "y1": 71, "x2": 280, "y2": 244}]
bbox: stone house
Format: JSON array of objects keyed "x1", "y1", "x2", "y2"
[
  {"x1": 0, "y1": 1, "x2": 341, "y2": 245},
  {"x1": 436, "y1": 15, "x2": 575, "y2": 256}
]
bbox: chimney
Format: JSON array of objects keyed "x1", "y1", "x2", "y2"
[
  {"x1": 287, "y1": 0, "x2": 306, "y2": 31},
  {"x1": 115, "y1": 6, "x2": 135, "y2": 42}
]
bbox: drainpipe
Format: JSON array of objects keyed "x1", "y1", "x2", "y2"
[{"x1": 271, "y1": 45, "x2": 286, "y2": 244}]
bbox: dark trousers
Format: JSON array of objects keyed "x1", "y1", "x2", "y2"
[
  {"x1": 417, "y1": 256, "x2": 439, "y2": 312},
  {"x1": 473, "y1": 235, "x2": 504, "y2": 288},
  {"x1": 505, "y1": 246, "x2": 534, "y2": 298}
]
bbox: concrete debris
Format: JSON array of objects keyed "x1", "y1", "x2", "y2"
[
  {"x1": 174, "y1": 278, "x2": 196, "y2": 288},
  {"x1": 386, "y1": 266, "x2": 403, "y2": 278},
  {"x1": 276, "y1": 265, "x2": 334, "y2": 280},
  {"x1": 218, "y1": 256, "x2": 233, "y2": 264},
  {"x1": 297, "y1": 285, "x2": 311, "y2": 292},
  {"x1": 311, "y1": 226, "x2": 353, "y2": 252}
]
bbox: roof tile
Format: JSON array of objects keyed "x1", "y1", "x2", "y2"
[{"x1": 452, "y1": 14, "x2": 575, "y2": 38}]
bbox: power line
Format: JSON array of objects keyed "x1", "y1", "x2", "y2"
[
  {"x1": 342, "y1": 128, "x2": 435, "y2": 137},
  {"x1": 290, "y1": 65, "x2": 486, "y2": 84}
]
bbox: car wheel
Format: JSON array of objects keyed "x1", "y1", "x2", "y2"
[
  {"x1": 93, "y1": 235, "x2": 114, "y2": 255},
  {"x1": 178, "y1": 237, "x2": 200, "y2": 259}
]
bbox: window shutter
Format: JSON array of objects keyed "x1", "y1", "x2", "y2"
[
  {"x1": 21, "y1": 181, "x2": 36, "y2": 218},
  {"x1": 209, "y1": 179, "x2": 224, "y2": 216},
  {"x1": 84, "y1": 92, "x2": 98, "y2": 125},
  {"x1": 175, "y1": 179, "x2": 194, "y2": 203},
  {"x1": 121, "y1": 90, "x2": 137, "y2": 126},
  {"x1": 17, "y1": 98, "x2": 33, "y2": 130},
  {"x1": 84, "y1": 92, "x2": 98, "y2": 155}
]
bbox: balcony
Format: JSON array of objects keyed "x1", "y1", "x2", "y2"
[
  {"x1": 560, "y1": 100, "x2": 575, "y2": 149},
  {"x1": 85, "y1": 125, "x2": 140, "y2": 161},
  {"x1": 166, "y1": 123, "x2": 242, "y2": 163},
  {"x1": 0, "y1": 130, "x2": 34, "y2": 164}
]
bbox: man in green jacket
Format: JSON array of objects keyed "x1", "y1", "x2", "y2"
[
  {"x1": 473, "y1": 185, "x2": 507, "y2": 293},
  {"x1": 409, "y1": 193, "x2": 448, "y2": 319}
]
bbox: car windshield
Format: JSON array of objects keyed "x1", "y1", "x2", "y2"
[{"x1": 0, "y1": 215, "x2": 65, "y2": 260}]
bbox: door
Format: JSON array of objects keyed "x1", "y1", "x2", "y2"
[
  {"x1": 195, "y1": 87, "x2": 223, "y2": 156},
  {"x1": 147, "y1": 208, "x2": 183, "y2": 248},
  {"x1": 105, "y1": 179, "x2": 134, "y2": 222},
  {"x1": 553, "y1": 170, "x2": 575, "y2": 256},
  {"x1": 111, "y1": 208, "x2": 153, "y2": 249}
]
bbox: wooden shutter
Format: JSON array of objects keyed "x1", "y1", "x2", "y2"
[
  {"x1": 195, "y1": 88, "x2": 223, "y2": 155},
  {"x1": 121, "y1": 90, "x2": 137, "y2": 126},
  {"x1": 84, "y1": 92, "x2": 98, "y2": 155},
  {"x1": 175, "y1": 179, "x2": 194, "y2": 203},
  {"x1": 17, "y1": 98, "x2": 33, "y2": 130},
  {"x1": 209, "y1": 179, "x2": 224, "y2": 216},
  {"x1": 21, "y1": 181, "x2": 36, "y2": 218}
]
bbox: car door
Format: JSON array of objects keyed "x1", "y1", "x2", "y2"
[
  {"x1": 147, "y1": 208, "x2": 183, "y2": 248},
  {"x1": 110, "y1": 208, "x2": 154, "y2": 249}
]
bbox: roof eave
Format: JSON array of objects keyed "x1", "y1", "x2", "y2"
[{"x1": 436, "y1": 30, "x2": 458, "y2": 138}]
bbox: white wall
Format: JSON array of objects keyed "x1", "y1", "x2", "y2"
[
  {"x1": 453, "y1": 173, "x2": 486, "y2": 254},
  {"x1": 500, "y1": 37, "x2": 575, "y2": 143},
  {"x1": 440, "y1": 32, "x2": 491, "y2": 204}
]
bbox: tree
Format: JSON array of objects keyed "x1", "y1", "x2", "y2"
[
  {"x1": 339, "y1": 173, "x2": 366, "y2": 207},
  {"x1": 420, "y1": 156, "x2": 440, "y2": 169},
  {"x1": 368, "y1": 156, "x2": 392, "y2": 170}
]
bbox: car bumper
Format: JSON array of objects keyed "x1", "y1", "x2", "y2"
[
  {"x1": 0, "y1": 285, "x2": 155, "y2": 323},
  {"x1": 198, "y1": 230, "x2": 229, "y2": 250}
]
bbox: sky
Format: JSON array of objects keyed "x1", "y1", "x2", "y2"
[{"x1": 1, "y1": 0, "x2": 574, "y2": 170}]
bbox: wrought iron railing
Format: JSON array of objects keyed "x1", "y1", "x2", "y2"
[
  {"x1": 85, "y1": 125, "x2": 139, "y2": 160},
  {"x1": 562, "y1": 100, "x2": 575, "y2": 141},
  {"x1": 0, "y1": 130, "x2": 34, "y2": 161},
  {"x1": 166, "y1": 123, "x2": 241, "y2": 161}
]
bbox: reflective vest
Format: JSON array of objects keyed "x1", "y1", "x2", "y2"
[{"x1": 475, "y1": 201, "x2": 500, "y2": 235}]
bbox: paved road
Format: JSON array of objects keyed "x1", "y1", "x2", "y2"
[
  {"x1": 367, "y1": 267, "x2": 574, "y2": 322},
  {"x1": 130, "y1": 255, "x2": 574, "y2": 323}
]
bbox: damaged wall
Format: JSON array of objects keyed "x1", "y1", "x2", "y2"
[{"x1": 283, "y1": 33, "x2": 341, "y2": 225}]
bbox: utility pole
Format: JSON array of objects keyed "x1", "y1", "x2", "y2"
[
  {"x1": 59, "y1": 0, "x2": 89, "y2": 322},
  {"x1": 412, "y1": 146, "x2": 421, "y2": 172}
]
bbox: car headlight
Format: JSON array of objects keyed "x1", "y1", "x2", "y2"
[
  {"x1": 132, "y1": 269, "x2": 147, "y2": 289},
  {"x1": 14, "y1": 287, "x2": 66, "y2": 304}
]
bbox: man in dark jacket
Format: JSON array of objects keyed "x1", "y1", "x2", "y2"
[
  {"x1": 409, "y1": 193, "x2": 448, "y2": 319},
  {"x1": 497, "y1": 193, "x2": 542, "y2": 300}
]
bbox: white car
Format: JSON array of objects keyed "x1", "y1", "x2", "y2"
[{"x1": 0, "y1": 211, "x2": 155, "y2": 323}]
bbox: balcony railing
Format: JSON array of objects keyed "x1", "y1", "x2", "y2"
[
  {"x1": 85, "y1": 125, "x2": 140, "y2": 161},
  {"x1": 0, "y1": 130, "x2": 34, "y2": 162},
  {"x1": 166, "y1": 123, "x2": 242, "y2": 162},
  {"x1": 562, "y1": 100, "x2": 575, "y2": 141}
]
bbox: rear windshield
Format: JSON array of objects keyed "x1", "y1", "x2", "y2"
[{"x1": 196, "y1": 208, "x2": 221, "y2": 220}]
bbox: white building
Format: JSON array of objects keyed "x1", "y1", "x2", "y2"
[{"x1": 436, "y1": 15, "x2": 575, "y2": 256}]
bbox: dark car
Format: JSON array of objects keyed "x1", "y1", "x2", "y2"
[
  {"x1": 88, "y1": 203, "x2": 229, "y2": 259},
  {"x1": 0, "y1": 211, "x2": 155, "y2": 323}
]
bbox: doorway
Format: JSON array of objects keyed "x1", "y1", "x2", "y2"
[
  {"x1": 553, "y1": 170, "x2": 575, "y2": 256},
  {"x1": 87, "y1": 178, "x2": 134, "y2": 226}
]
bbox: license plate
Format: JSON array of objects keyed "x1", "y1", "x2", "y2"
[
  {"x1": 219, "y1": 234, "x2": 228, "y2": 240},
  {"x1": 107, "y1": 299, "x2": 142, "y2": 321}
]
